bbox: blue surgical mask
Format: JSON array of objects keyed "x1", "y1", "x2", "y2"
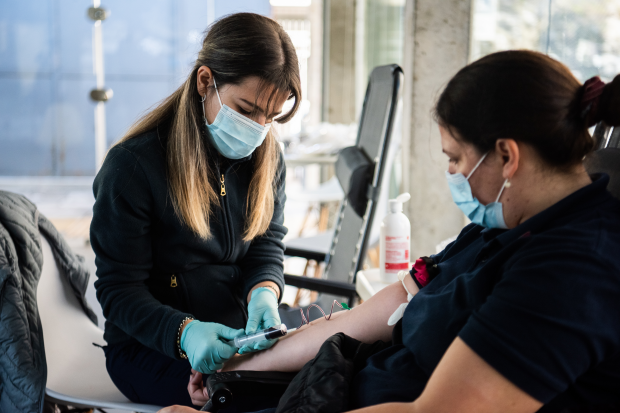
[
  {"x1": 445, "y1": 152, "x2": 509, "y2": 229},
  {"x1": 202, "y1": 78, "x2": 271, "y2": 159}
]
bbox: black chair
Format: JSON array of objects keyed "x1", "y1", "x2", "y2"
[
  {"x1": 280, "y1": 64, "x2": 403, "y2": 320},
  {"x1": 585, "y1": 122, "x2": 620, "y2": 198}
]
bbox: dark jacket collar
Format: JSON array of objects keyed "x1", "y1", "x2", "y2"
[{"x1": 481, "y1": 174, "x2": 612, "y2": 245}]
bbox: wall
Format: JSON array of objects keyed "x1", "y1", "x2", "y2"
[{"x1": 401, "y1": 0, "x2": 472, "y2": 256}]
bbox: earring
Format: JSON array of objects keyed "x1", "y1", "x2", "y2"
[
  {"x1": 200, "y1": 94, "x2": 207, "y2": 119},
  {"x1": 505, "y1": 180, "x2": 512, "y2": 188}
]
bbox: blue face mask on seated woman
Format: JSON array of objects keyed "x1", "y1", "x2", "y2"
[
  {"x1": 202, "y1": 78, "x2": 271, "y2": 159},
  {"x1": 445, "y1": 152, "x2": 509, "y2": 229}
]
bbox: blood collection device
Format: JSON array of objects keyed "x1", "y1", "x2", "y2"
[{"x1": 233, "y1": 324, "x2": 290, "y2": 348}]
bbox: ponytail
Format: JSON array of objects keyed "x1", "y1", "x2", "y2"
[{"x1": 596, "y1": 75, "x2": 620, "y2": 127}]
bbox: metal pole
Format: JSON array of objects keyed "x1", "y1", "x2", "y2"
[{"x1": 89, "y1": 1, "x2": 112, "y2": 172}]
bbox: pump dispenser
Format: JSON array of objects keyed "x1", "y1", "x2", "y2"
[{"x1": 380, "y1": 193, "x2": 411, "y2": 283}]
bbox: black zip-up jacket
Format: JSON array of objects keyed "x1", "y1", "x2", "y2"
[{"x1": 90, "y1": 129, "x2": 287, "y2": 360}]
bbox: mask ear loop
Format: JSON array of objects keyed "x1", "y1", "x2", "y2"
[
  {"x1": 212, "y1": 77, "x2": 223, "y2": 108},
  {"x1": 495, "y1": 179, "x2": 508, "y2": 203},
  {"x1": 466, "y1": 152, "x2": 489, "y2": 180}
]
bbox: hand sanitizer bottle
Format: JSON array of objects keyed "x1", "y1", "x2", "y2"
[{"x1": 380, "y1": 193, "x2": 411, "y2": 283}]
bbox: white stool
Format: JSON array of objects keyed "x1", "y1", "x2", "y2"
[{"x1": 38, "y1": 233, "x2": 162, "y2": 412}]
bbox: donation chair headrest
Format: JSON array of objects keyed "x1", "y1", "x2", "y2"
[
  {"x1": 584, "y1": 148, "x2": 620, "y2": 200},
  {"x1": 335, "y1": 146, "x2": 376, "y2": 218}
]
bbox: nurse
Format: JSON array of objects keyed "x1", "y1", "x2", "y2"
[{"x1": 90, "y1": 12, "x2": 301, "y2": 407}]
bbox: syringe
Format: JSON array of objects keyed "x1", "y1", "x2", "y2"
[{"x1": 233, "y1": 324, "x2": 295, "y2": 348}]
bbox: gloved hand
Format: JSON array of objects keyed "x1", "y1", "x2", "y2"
[
  {"x1": 180, "y1": 320, "x2": 244, "y2": 374},
  {"x1": 240, "y1": 287, "x2": 281, "y2": 354}
]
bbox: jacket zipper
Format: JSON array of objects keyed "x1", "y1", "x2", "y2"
[
  {"x1": 170, "y1": 274, "x2": 177, "y2": 287},
  {"x1": 217, "y1": 161, "x2": 235, "y2": 261}
]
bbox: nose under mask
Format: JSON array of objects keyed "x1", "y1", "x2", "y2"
[{"x1": 202, "y1": 78, "x2": 271, "y2": 160}]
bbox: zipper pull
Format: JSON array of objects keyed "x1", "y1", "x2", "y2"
[
  {"x1": 220, "y1": 174, "x2": 226, "y2": 196},
  {"x1": 170, "y1": 275, "x2": 178, "y2": 288}
]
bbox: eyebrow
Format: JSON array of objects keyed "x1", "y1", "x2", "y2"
[{"x1": 239, "y1": 98, "x2": 282, "y2": 118}]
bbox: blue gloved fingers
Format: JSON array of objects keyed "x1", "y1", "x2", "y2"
[
  {"x1": 216, "y1": 325, "x2": 245, "y2": 341},
  {"x1": 214, "y1": 340, "x2": 239, "y2": 362},
  {"x1": 253, "y1": 338, "x2": 277, "y2": 351},
  {"x1": 198, "y1": 340, "x2": 237, "y2": 374},
  {"x1": 245, "y1": 313, "x2": 262, "y2": 335},
  {"x1": 237, "y1": 345, "x2": 253, "y2": 355},
  {"x1": 246, "y1": 287, "x2": 279, "y2": 334},
  {"x1": 261, "y1": 307, "x2": 281, "y2": 330},
  {"x1": 181, "y1": 321, "x2": 243, "y2": 374},
  {"x1": 237, "y1": 338, "x2": 277, "y2": 354},
  {"x1": 199, "y1": 358, "x2": 216, "y2": 375}
]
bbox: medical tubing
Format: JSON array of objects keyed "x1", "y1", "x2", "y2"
[{"x1": 295, "y1": 300, "x2": 348, "y2": 330}]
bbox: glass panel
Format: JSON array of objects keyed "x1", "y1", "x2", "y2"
[
  {"x1": 100, "y1": 0, "x2": 175, "y2": 77},
  {"x1": 0, "y1": 1, "x2": 53, "y2": 74},
  {"x1": 0, "y1": 0, "x2": 271, "y2": 176},
  {"x1": 58, "y1": 0, "x2": 96, "y2": 75},
  {"x1": 470, "y1": 0, "x2": 620, "y2": 82},
  {"x1": 0, "y1": 77, "x2": 54, "y2": 175},
  {"x1": 364, "y1": 0, "x2": 405, "y2": 76},
  {"x1": 56, "y1": 78, "x2": 96, "y2": 175},
  {"x1": 470, "y1": 0, "x2": 550, "y2": 62},
  {"x1": 215, "y1": 0, "x2": 270, "y2": 17},
  {"x1": 548, "y1": 0, "x2": 620, "y2": 81},
  {"x1": 105, "y1": 79, "x2": 177, "y2": 145}
]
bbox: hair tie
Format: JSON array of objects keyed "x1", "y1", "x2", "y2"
[{"x1": 580, "y1": 76, "x2": 606, "y2": 127}]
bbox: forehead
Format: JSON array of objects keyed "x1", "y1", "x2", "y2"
[
  {"x1": 235, "y1": 76, "x2": 289, "y2": 106},
  {"x1": 439, "y1": 124, "x2": 482, "y2": 158},
  {"x1": 439, "y1": 125, "x2": 462, "y2": 151}
]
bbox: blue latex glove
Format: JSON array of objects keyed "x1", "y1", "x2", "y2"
[
  {"x1": 240, "y1": 287, "x2": 281, "y2": 354},
  {"x1": 180, "y1": 320, "x2": 244, "y2": 374}
]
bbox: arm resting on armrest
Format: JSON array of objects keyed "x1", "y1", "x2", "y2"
[
  {"x1": 223, "y1": 280, "x2": 407, "y2": 372},
  {"x1": 186, "y1": 281, "x2": 410, "y2": 406}
]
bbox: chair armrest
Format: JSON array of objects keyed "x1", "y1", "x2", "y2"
[
  {"x1": 284, "y1": 274, "x2": 357, "y2": 301},
  {"x1": 202, "y1": 371, "x2": 297, "y2": 412},
  {"x1": 284, "y1": 246, "x2": 327, "y2": 262}
]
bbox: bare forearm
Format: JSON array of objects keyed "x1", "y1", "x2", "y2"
[
  {"x1": 347, "y1": 403, "x2": 414, "y2": 413},
  {"x1": 222, "y1": 281, "x2": 408, "y2": 372}
]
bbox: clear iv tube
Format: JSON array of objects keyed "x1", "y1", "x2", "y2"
[{"x1": 295, "y1": 300, "x2": 347, "y2": 330}]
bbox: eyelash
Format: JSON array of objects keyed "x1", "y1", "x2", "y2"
[{"x1": 238, "y1": 106, "x2": 275, "y2": 122}]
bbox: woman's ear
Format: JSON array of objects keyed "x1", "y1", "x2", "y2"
[
  {"x1": 196, "y1": 66, "x2": 214, "y2": 96},
  {"x1": 495, "y1": 138, "x2": 519, "y2": 180}
]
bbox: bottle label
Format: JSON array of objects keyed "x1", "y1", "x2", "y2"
[{"x1": 384, "y1": 236, "x2": 410, "y2": 273}]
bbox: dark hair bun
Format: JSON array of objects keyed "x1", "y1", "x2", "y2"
[
  {"x1": 434, "y1": 50, "x2": 597, "y2": 169},
  {"x1": 599, "y1": 75, "x2": 620, "y2": 127}
]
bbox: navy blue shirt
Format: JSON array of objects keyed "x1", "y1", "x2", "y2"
[{"x1": 352, "y1": 174, "x2": 620, "y2": 412}]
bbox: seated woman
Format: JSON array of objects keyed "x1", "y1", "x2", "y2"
[{"x1": 162, "y1": 50, "x2": 620, "y2": 413}]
